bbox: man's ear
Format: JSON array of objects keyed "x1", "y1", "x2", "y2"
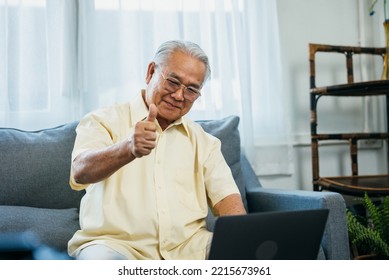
[{"x1": 145, "y1": 62, "x2": 156, "y2": 84}]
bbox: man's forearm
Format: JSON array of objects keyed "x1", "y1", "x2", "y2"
[
  {"x1": 213, "y1": 193, "x2": 247, "y2": 216},
  {"x1": 72, "y1": 139, "x2": 136, "y2": 185}
]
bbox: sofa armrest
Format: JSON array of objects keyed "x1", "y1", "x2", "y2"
[{"x1": 247, "y1": 188, "x2": 350, "y2": 260}]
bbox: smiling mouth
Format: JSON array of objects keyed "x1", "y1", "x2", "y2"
[{"x1": 163, "y1": 100, "x2": 182, "y2": 110}]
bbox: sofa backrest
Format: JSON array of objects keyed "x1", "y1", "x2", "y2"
[
  {"x1": 0, "y1": 122, "x2": 85, "y2": 209},
  {"x1": 0, "y1": 116, "x2": 248, "y2": 213}
]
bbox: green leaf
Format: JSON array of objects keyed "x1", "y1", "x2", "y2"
[{"x1": 346, "y1": 194, "x2": 389, "y2": 258}]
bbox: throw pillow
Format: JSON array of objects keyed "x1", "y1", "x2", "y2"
[{"x1": 0, "y1": 122, "x2": 84, "y2": 209}]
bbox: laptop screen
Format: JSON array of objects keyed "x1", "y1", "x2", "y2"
[{"x1": 208, "y1": 208, "x2": 329, "y2": 260}]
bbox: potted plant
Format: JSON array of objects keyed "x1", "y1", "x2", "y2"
[{"x1": 346, "y1": 193, "x2": 389, "y2": 259}]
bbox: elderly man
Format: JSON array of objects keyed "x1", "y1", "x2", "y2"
[{"x1": 68, "y1": 40, "x2": 246, "y2": 260}]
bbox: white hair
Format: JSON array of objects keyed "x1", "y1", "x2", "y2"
[{"x1": 153, "y1": 40, "x2": 211, "y2": 82}]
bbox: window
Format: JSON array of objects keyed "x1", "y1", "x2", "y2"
[{"x1": 1, "y1": 0, "x2": 290, "y2": 175}]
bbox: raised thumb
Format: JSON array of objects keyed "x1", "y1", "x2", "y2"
[{"x1": 146, "y1": 104, "x2": 158, "y2": 122}]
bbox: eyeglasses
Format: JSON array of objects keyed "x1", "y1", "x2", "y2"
[{"x1": 160, "y1": 72, "x2": 202, "y2": 102}]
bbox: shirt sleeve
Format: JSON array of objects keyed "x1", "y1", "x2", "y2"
[
  {"x1": 203, "y1": 136, "x2": 241, "y2": 207},
  {"x1": 69, "y1": 109, "x2": 117, "y2": 190}
]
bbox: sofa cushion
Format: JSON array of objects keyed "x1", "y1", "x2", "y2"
[
  {"x1": 0, "y1": 206, "x2": 79, "y2": 252},
  {"x1": 0, "y1": 122, "x2": 84, "y2": 209}
]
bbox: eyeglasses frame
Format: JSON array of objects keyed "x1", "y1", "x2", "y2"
[{"x1": 160, "y1": 71, "x2": 202, "y2": 102}]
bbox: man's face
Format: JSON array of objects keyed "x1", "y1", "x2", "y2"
[{"x1": 145, "y1": 51, "x2": 206, "y2": 126}]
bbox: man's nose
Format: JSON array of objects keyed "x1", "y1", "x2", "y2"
[{"x1": 171, "y1": 86, "x2": 185, "y2": 101}]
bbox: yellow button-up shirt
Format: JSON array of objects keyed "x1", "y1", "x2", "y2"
[{"x1": 68, "y1": 93, "x2": 240, "y2": 260}]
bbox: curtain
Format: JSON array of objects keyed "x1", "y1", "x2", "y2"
[
  {"x1": 0, "y1": 0, "x2": 292, "y2": 176},
  {"x1": 0, "y1": 0, "x2": 79, "y2": 130}
]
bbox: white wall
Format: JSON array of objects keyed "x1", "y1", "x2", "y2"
[{"x1": 259, "y1": 0, "x2": 387, "y2": 190}]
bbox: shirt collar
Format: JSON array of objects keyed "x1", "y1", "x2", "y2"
[{"x1": 129, "y1": 90, "x2": 149, "y2": 124}]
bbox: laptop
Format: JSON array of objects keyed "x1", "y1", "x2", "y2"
[{"x1": 208, "y1": 208, "x2": 329, "y2": 260}]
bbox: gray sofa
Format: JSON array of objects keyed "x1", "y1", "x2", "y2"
[{"x1": 0, "y1": 116, "x2": 350, "y2": 259}]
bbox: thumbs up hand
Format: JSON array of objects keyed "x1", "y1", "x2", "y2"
[
  {"x1": 146, "y1": 103, "x2": 158, "y2": 122},
  {"x1": 129, "y1": 104, "x2": 158, "y2": 158}
]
